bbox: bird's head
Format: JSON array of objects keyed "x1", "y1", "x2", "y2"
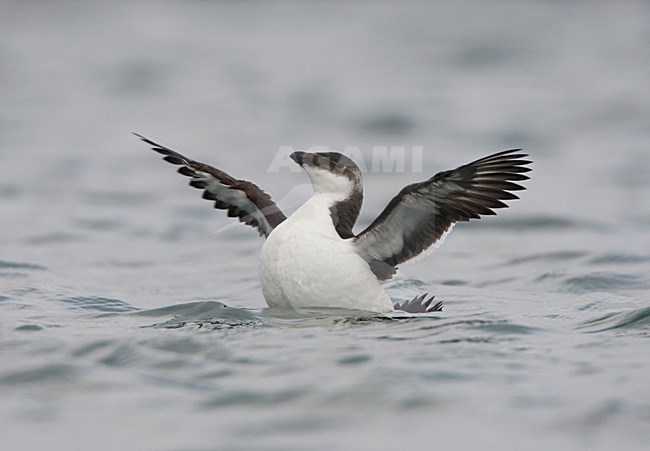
[{"x1": 290, "y1": 151, "x2": 362, "y2": 201}]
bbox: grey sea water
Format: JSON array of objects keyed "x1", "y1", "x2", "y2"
[{"x1": 1, "y1": 1, "x2": 649, "y2": 450}]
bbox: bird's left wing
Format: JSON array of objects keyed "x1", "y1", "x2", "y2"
[
  {"x1": 135, "y1": 134, "x2": 286, "y2": 237},
  {"x1": 354, "y1": 149, "x2": 531, "y2": 280}
]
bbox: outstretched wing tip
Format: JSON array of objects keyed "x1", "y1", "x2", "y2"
[
  {"x1": 132, "y1": 132, "x2": 155, "y2": 146},
  {"x1": 136, "y1": 134, "x2": 286, "y2": 237}
]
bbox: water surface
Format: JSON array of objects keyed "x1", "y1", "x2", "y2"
[{"x1": 1, "y1": 1, "x2": 649, "y2": 450}]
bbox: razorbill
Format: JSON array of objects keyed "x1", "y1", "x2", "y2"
[{"x1": 136, "y1": 134, "x2": 531, "y2": 313}]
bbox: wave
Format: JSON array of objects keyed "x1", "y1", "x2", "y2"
[
  {"x1": 133, "y1": 301, "x2": 265, "y2": 329},
  {"x1": 577, "y1": 306, "x2": 650, "y2": 333},
  {"x1": 506, "y1": 250, "x2": 587, "y2": 266},
  {"x1": 59, "y1": 296, "x2": 139, "y2": 313},
  {"x1": 0, "y1": 260, "x2": 47, "y2": 271},
  {"x1": 562, "y1": 272, "x2": 648, "y2": 293},
  {"x1": 589, "y1": 252, "x2": 650, "y2": 265},
  {"x1": 0, "y1": 259, "x2": 47, "y2": 279}
]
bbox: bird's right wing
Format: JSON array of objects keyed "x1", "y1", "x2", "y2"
[{"x1": 136, "y1": 134, "x2": 286, "y2": 237}]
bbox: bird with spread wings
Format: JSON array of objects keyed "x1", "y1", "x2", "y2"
[{"x1": 136, "y1": 133, "x2": 531, "y2": 312}]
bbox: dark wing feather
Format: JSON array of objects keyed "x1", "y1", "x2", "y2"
[
  {"x1": 354, "y1": 149, "x2": 531, "y2": 279},
  {"x1": 135, "y1": 133, "x2": 286, "y2": 237}
]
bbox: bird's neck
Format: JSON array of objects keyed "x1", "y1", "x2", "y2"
[{"x1": 293, "y1": 190, "x2": 362, "y2": 240}]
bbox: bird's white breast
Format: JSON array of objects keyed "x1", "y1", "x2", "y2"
[{"x1": 259, "y1": 194, "x2": 393, "y2": 312}]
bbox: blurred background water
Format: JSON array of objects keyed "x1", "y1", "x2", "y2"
[{"x1": 1, "y1": 1, "x2": 649, "y2": 450}]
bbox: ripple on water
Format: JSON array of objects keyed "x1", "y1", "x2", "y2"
[
  {"x1": 562, "y1": 272, "x2": 648, "y2": 293},
  {"x1": 577, "y1": 306, "x2": 650, "y2": 333},
  {"x1": 14, "y1": 324, "x2": 44, "y2": 332},
  {"x1": 25, "y1": 233, "x2": 83, "y2": 245},
  {"x1": 58, "y1": 296, "x2": 139, "y2": 313},
  {"x1": 98, "y1": 343, "x2": 143, "y2": 368},
  {"x1": 201, "y1": 388, "x2": 307, "y2": 409},
  {"x1": 589, "y1": 252, "x2": 650, "y2": 265},
  {"x1": 0, "y1": 363, "x2": 79, "y2": 386},
  {"x1": 0, "y1": 260, "x2": 47, "y2": 271},
  {"x1": 0, "y1": 260, "x2": 47, "y2": 279},
  {"x1": 505, "y1": 250, "x2": 587, "y2": 266},
  {"x1": 130, "y1": 301, "x2": 451, "y2": 331},
  {"x1": 134, "y1": 301, "x2": 266, "y2": 330}
]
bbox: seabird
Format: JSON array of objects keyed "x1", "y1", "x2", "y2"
[{"x1": 136, "y1": 134, "x2": 531, "y2": 313}]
